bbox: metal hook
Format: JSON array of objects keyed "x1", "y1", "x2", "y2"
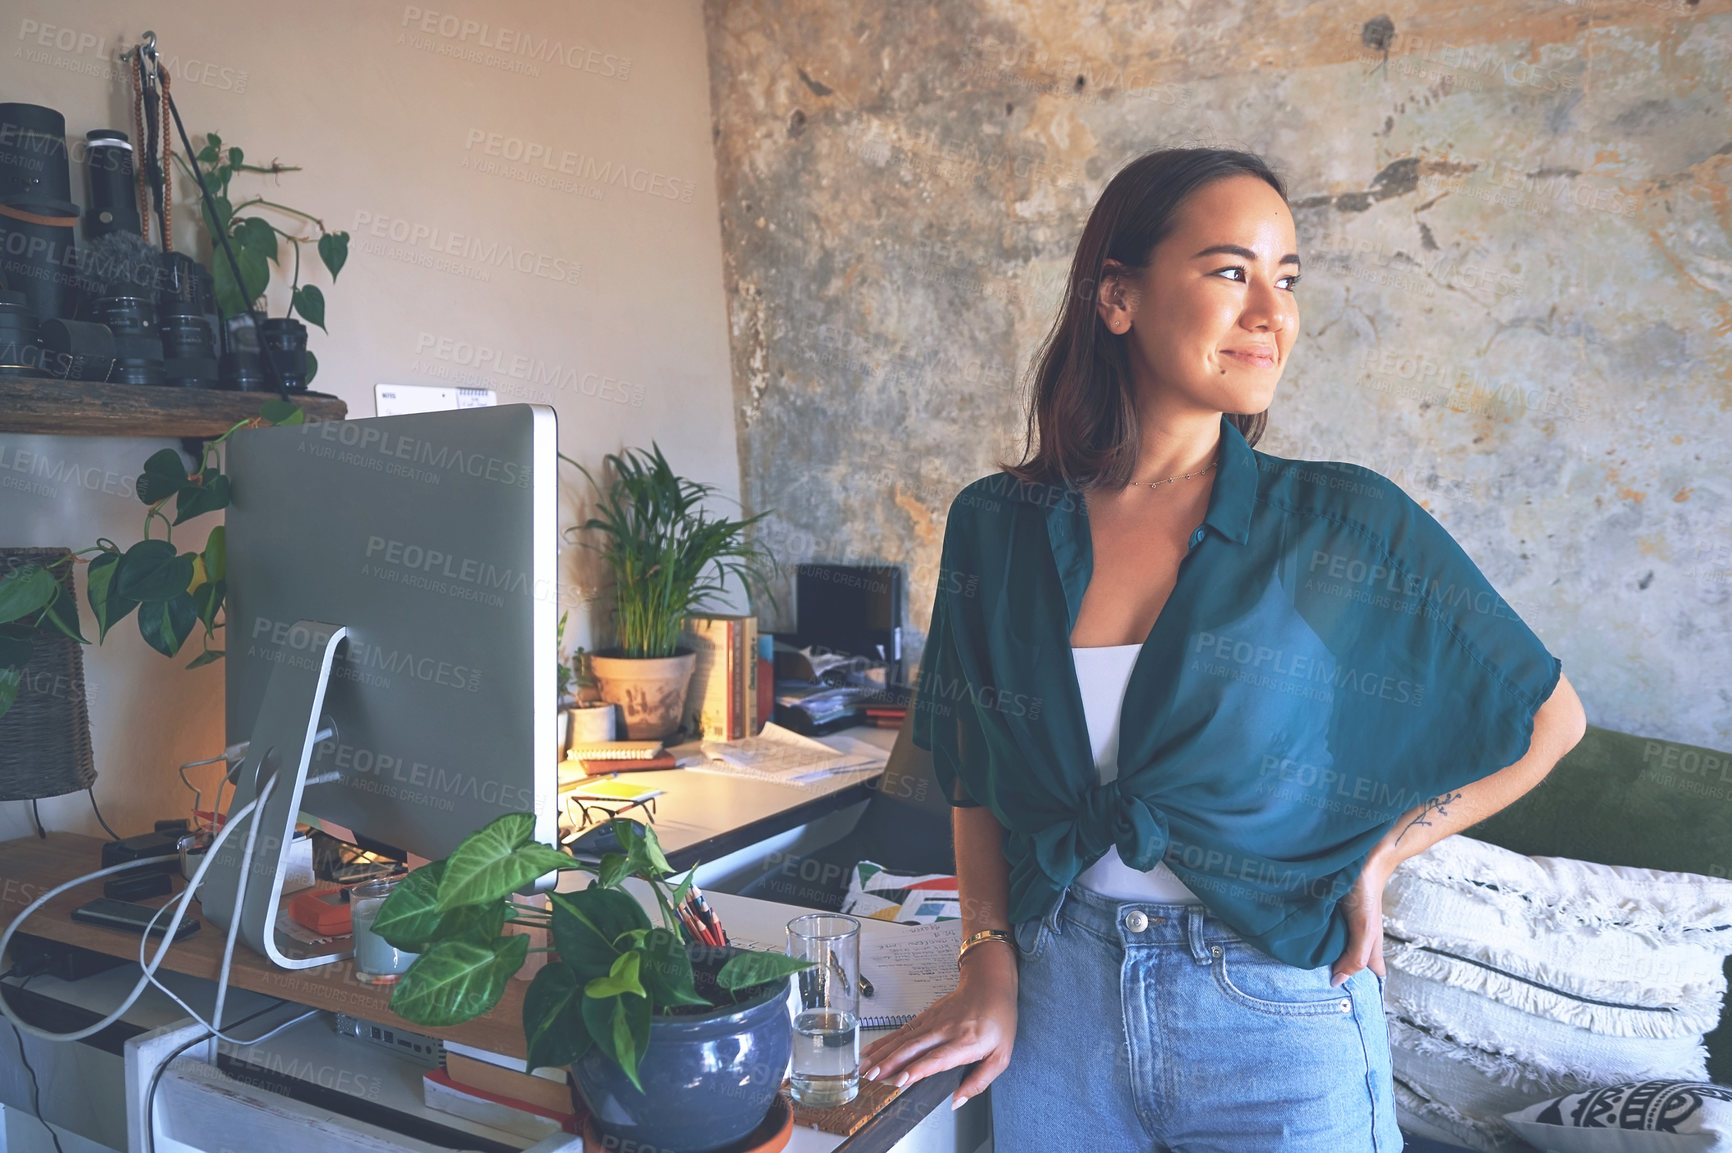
[{"x1": 117, "y1": 31, "x2": 159, "y2": 70}]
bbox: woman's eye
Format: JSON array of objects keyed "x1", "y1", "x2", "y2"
[{"x1": 1214, "y1": 266, "x2": 1302, "y2": 291}]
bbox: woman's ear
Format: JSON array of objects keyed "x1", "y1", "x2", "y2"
[{"x1": 1095, "y1": 260, "x2": 1138, "y2": 335}]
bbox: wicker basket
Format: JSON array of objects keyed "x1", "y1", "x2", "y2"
[{"x1": 0, "y1": 548, "x2": 97, "y2": 801}]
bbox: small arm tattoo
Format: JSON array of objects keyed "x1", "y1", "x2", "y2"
[{"x1": 1393, "y1": 789, "x2": 1464, "y2": 847}]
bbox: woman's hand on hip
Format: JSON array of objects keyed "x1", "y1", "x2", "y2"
[
  {"x1": 858, "y1": 944, "x2": 1018, "y2": 1110},
  {"x1": 1331, "y1": 855, "x2": 1392, "y2": 987}
]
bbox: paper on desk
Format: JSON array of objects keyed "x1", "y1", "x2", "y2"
[
  {"x1": 858, "y1": 920, "x2": 961, "y2": 1028},
  {"x1": 690, "y1": 722, "x2": 886, "y2": 786}
]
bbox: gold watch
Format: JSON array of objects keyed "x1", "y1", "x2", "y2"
[{"x1": 958, "y1": 928, "x2": 1013, "y2": 965}]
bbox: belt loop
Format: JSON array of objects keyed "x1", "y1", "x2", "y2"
[
  {"x1": 1045, "y1": 886, "x2": 1068, "y2": 934},
  {"x1": 1186, "y1": 906, "x2": 1211, "y2": 963}
]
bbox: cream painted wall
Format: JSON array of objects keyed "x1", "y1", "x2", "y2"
[{"x1": 0, "y1": 0, "x2": 740, "y2": 840}]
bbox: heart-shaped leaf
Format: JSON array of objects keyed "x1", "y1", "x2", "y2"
[
  {"x1": 551, "y1": 886, "x2": 650, "y2": 981},
  {"x1": 85, "y1": 552, "x2": 139, "y2": 642},
  {"x1": 114, "y1": 540, "x2": 193, "y2": 602},
  {"x1": 637, "y1": 926, "x2": 710, "y2": 1008},
  {"x1": 186, "y1": 649, "x2": 223, "y2": 669},
  {"x1": 258, "y1": 399, "x2": 304, "y2": 426},
  {"x1": 583, "y1": 950, "x2": 645, "y2": 1000},
  {"x1": 192, "y1": 579, "x2": 225, "y2": 635},
  {"x1": 305, "y1": 348, "x2": 318, "y2": 386},
  {"x1": 173, "y1": 473, "x2": 230, "y2": 525},
  {"x1": 388, "y1": 935, "x2": 529, "y2": 1027},
  {"x1": 436, "y1": 813, "x2": 538, "y2": 911},
  {"x1": 0, "y1": 565, "x2": 59, "y2": 625},
  {"x1": 136, "y1": 448, "x2": 190, "y2": 506},
  {"x1": 523, "y1": 962, "x2": 592, "y2": 1071},
  {"x1": 717, "y1": 949, "x2": 814, "y2": 994},
  {"x1": 318, "y1": 232, "x2": 349, "y2": 281},
  {"x1": 596, "y1": 852, "x2": 631, "y2": 889},
  {"x1": 373, "y1": 861, "x2": 447, "y2": 951},
  {"x1": 202, "y1": 526, "x2": 226, "y2": 583},
  {"x1": 39, "y1": 585, "x2": 87, "y2": 644},
  {"x1": 292, "y1": 284, "x2": 326, "y2": 332},
  {"x1": 137, "y1": 592, "x2": 197, "y2": 657},
  {"x1": 581, "y1": 988, "x2": 650, "y2": 1093},
  {"x1": 233, "y1": 216, "x2": 277, "y2": 266}
]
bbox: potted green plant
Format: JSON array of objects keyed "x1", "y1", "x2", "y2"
[
  {"x1": 374, "y1": 812, "x2": 813, "y2": 1152},
  {"x1": 564, "y1": 443, "x2": 778, "y2": 740}
]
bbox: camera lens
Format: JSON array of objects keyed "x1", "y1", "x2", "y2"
[
  {"x1": 92, "y1": 294, "x2": 164, "y2": 385},
  {"x1": 39, "y1": 318, "x2": 115, "y2": 382},
  {"x1": 83, "y1": 130, "x2": 143, "y2": 239},
  {"x1": 161, "y1": 313, "x2": 218, "y2": 389},
  {"x1": 220, "y1": 349, "x2": 266, "y2": 391},
  {"x1": 0, "y1": 104, "x2": 73, "y2": 206},
  {"x1": 0, "y1": 288, "x2": 47, "y2": 378},
  {"x1": 260, "y1": 317, "x2": 309, "y2": 392}
]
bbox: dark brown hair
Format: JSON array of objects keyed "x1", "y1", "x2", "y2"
[{"x1": 1002, "y1": 148, "x2": 1287, "y2": 490}]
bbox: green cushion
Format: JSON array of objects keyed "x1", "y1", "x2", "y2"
[{"x1": 1463, "y1": 724, "x2": 1732, "y2": 1083}]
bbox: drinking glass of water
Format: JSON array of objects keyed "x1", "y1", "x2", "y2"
[{"x1": 786, "y1": 912, "x2": 861, "y2": 1106}]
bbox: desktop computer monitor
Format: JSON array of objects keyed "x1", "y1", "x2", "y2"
[{"x1": 202, "y1": 403, "x2": 558, "y2": 968}]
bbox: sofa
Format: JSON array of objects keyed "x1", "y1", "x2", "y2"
[{"x1": 725, "y1": 717, "x2": 1732, "y2": 1151}]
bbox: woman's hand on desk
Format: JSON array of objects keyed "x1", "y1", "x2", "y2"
[{"x1": 858, "y1": 941, "x2": 1018, "y2": 1111}]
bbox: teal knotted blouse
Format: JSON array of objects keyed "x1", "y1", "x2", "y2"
[{"x1": 911, "y1": 415, "x2": 1562, "y2": 969}]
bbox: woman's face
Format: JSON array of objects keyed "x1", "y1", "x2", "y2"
[{"x1": 1099, "y1": 173, "x2": 1299, "y2": 417}]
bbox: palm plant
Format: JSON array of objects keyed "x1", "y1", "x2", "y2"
[{"x1": 564, "y1": 444, "x2": 778, "y2": 658}]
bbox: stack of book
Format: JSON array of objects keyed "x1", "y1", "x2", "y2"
[
  {"x1": 422, "y1": 1042, "x2": 583, "y2": 1139},
  {"x1": 559, "y1": 739, "x2": 675, "y2": 787},
  {"x1": 681, "y1": 613, "x2": 760, "y2": 740}
]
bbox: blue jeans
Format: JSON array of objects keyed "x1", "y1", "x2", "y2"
[{"x1": 989, "y1": 883, "x2": 1402, "y2": 1152}]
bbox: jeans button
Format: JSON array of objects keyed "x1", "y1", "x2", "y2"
[{"x1": 1125, "y1": 910, "x2": 1148, "y2": 932}]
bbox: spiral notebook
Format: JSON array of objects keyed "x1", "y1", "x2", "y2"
[{"x1": 857, "y1": 919, "x2": 961, "y2": 1029}]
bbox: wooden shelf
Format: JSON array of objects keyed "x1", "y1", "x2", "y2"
[{"x1": 0, "y1": 377, "x2": 348, "y2": 437}]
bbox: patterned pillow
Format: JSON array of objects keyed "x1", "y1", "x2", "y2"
[
  {"x1": 839, "y1": 860, "x2": 959, "y2": 924},
  {"x1": 1504, "y1": 1081, "x2": 1732, "y2": 1151}
]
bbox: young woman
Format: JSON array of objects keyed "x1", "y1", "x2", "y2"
[{"x1": 859, "y1": 149, "x2": 1587, "y2": 1152}]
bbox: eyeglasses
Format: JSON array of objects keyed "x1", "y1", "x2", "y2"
[{"x1": 559, "y1": 790, "x2": 657, "y2": 844}]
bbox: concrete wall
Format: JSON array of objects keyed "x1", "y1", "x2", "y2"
[
  {"x1": 703, "y1": 0, "x2": 1732, "y2": 749},
  {"x1": 0, "y1": 0, "x2": 739, "y2": 839}
]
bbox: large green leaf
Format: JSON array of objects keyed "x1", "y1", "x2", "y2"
[
  {"x1": 114, "y1": 540, "x2": 193, "y2": 602},
  {"x1": 609, "y1": 819, "x2": 673, "y2": 879},
  {"x1": 584, "y1": 950, "x2": 645, "y2": 1000},
  {"x1": 39, "y1": 585, "x2": 87, "y2": 645},
  {"x1": 0, "y1": 566, "x2": 59, "y2": 625},
  {"x1": 292, "y1": 284, "x2": 326, "y2": 332},
  {"x1": 136, "y1": 448, "x2": 190, "y2": 506},
  {"x1": 436, "y1": 814, "x2": 581, "y2": 911},
  {"x1": 304, "y1": 347, "x2": 318, "y2": 386},
  {"x1": 523, "y1": 963, "x2": 592, "y2": 1071},
  {"x1": 85, "y1": 552, "x2": 138, "y2": 642},
  {"x1": 637, "y1": 926, "x2": 710, "y2": 1008},
  {"x1": 388, "y1": 935, "x2": 529, "y2": 1027},
  {"x1": 201, "y1": 192, "x2": 233, "y2": 236},
  {"x1": 173, "y1": 473, "x2": 230, "y2": 525},
  {"x1": 192, "y1": 579, "x2": 225, "y2": 634},
  {"x1": 137, "y1": 592, "x2": 197, "y2": 657},
  {"x1": 551, "y1": 886, "x2": 650, "y2": 981},
  {"x1": 581, "y1": 990, "x2": 650, "y2": 1092},
  {"x1": 0, "y1": 666, "x2": 19, "y2": 717},
  {"x1": 257, "y1": 399, "x2": 304, "y2": 426},
  {"x1": 213, "y1": 243, "x2": 269, "y2": 316},
  {"x1": 318, "y1": 231, "x2": 349, "y2": 280},
  {"x1": 203, "y1": 526, "x2": 226, "y2": 583},
  {"x1": 233, "y1": 216, "x2": 277, "y2": 266},
  {"x1": 186, "y1": 649, "x2": 224, "y2": 669},
  {"x1": 372, "y1": 861, "x2": 447, "y2": 950},
  {"x1": 716, "y1": 949, "x2": 813, "y2": 994}
]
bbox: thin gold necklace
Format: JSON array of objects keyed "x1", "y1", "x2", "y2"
[{"x1": 1128, "y1": 456, "x2": 1218, "y2": 491}]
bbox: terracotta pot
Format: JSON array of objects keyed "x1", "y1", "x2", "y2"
[{"x1": 588, "y1": 650, "x2": 697, "y2": 740}]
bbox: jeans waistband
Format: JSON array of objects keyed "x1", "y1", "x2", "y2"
[{"x1": 1048, "y1": 882, "x2": 1245, "y2": 957}]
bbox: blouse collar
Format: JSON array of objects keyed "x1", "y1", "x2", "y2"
[{"x1": 1040, "y1": 413, "x2": 1258, "y2": 633}]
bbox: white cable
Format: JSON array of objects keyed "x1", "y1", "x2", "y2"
[
  {"x1": 0, "y1": 790, "x2": 266, "y2": 1043},
  {"x1": 140, "y1": 774, "x2": 275, "y2": 1044}
]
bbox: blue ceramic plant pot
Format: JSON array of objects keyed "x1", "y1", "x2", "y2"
[{"x1": 570, "y1": 944, "x2": 793, "y2": 1153}]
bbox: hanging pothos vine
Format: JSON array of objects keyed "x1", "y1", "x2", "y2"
[{"x1": 0, "y1": 399, "x2": 304, "y2": 721}]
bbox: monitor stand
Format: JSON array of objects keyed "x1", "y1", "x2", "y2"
[{"x1": 200, "y1": 620, "x2": 352, "y2": 970}]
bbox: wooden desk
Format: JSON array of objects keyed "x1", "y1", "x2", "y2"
[{"x1": 1, "y1": 834, "x2": 976, "y2": 1153}]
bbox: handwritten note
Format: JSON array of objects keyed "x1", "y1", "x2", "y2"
[{"x1": 858, "y1": 920, "x2": 961, "y2": 1028}]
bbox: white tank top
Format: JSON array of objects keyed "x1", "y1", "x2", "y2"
[{"x1": 1070, "y1": 644, "x2": 1203, "y2": 904}]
